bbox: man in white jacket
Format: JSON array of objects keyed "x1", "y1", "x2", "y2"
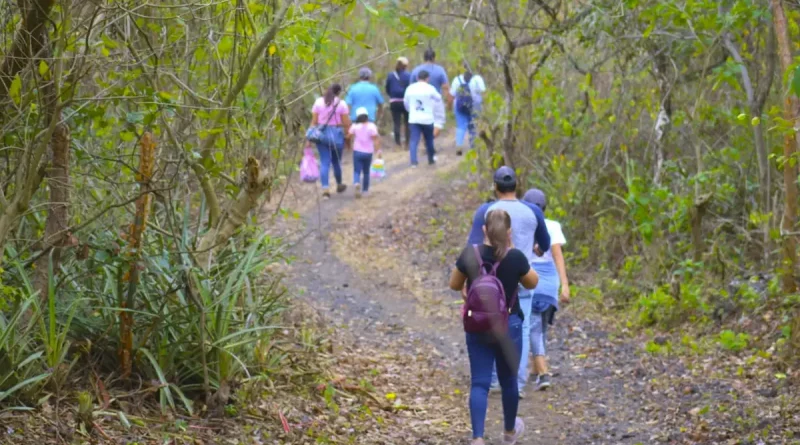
[{"x1": 404, "y1": 70, "x2": 444, "y2": 166}]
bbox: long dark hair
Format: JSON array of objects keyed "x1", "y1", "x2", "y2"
[
  {"x1": 324, "y1": 83, "x2": 342, "y2": 106},
  {"x1": 484, "y1": 210, "x2": 511, "y2": 260}
]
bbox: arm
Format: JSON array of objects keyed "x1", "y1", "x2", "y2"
[
  {"x1": 552, "y1": 244, "x2": 570, "y2": 303},
  {"x1": 345, "y1": 88, "x2": 353, "y2": 106},
  {"x1": 385, "y1": 75, "x2": 391, "y2": 96},
  {"x1": 310, "y1": 112, "x2": 319, "y2": 126},
  {"x1": 375, "y1": 87, "x2": 385, "y2": 121},
  {"x1": 449, "y1": 268, "x2": 468, "y2": 292},
  {"x1": 466, "y1": 204, "x2": 489, "y2": 245},
  {"x1": 530, "y1": 204, "x2": 551, "y2": 254},
  {"x1": 520, "y1": 268, "x2": 539, "y2": 290},
  {"x1": 341, "y1": 113, "x2": 352, "y2": 135}
]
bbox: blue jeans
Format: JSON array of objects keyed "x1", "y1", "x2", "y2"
[
  {"x1": 316, "y1": 128, "x2": 345, "y2": 189},
  {"x1": 492, "y1": 289, "x2": 534, "y2": 390},
  {"x1": 409, "y1": 123, "x2": 435, "y2": 165},
  {"x1": 353, "y1": 151, "x2": 373, "y2": 192},
  {"x1": 455, "y1": 109, "x2": 475, "y2": 149},
  {"x1": 466, "y1": 314, "x2": 522, "y2": 439}
]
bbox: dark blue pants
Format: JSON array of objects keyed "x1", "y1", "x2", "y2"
[
  {"x1": 409, "y1": 123, "x2": 435, "y2": 165},
  {"x1": 353, "y1": 151, "x2": 373, "y2": 192},
  {"x1": 466, "y1": 314, "x2": 522, "y2": 438}
]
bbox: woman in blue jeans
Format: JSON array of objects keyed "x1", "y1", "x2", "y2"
[
  {"x1": 310, "y1": 84, "x2": 351, "y2": 198},
  {"x1": 450, "y1": 210, "x2": 539, "y2": 445}
]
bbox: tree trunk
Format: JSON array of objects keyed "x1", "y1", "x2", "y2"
[
  {"x1": 33, "y1": 123, "x2": 70, "y2": 293},
  {"x1": 770, "y1": 0, "x2": 798, "y2": 294},
  {"x1": 0, "y1": 0, "x2": 60, "y2": 260},
  {"x1": 196, "y1": 157, "x2": 271, "y2": 269}
]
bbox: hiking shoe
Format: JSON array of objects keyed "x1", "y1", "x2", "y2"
[
  {"x1": 457, "y1": 150, "x2": 463, "y2": 156},
  {"x1": 354, "y1": 183, "x2": 362, "y2": 199},
  {"x1": 502, "y1": 417, "x2": 525, "y2": 445},
  {"x1": 411, "y1": 163, "x2": 418, "y2": 169},
  {"x1": 537, "y1": 374, "x2": 551, "y2": 391},
  {"x1": 336, "y1": 183, "x2": 347, "y2": 193},
  {"x1": 518, "y1": 388, "x2": 525, "y2": 399},
  {"x1": 322, "y1": 190, "x2": 331, "y2": 199}
]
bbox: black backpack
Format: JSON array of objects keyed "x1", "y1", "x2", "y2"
[{"x1": 456, "y1": 75, "x2": 473, "y2": 115}]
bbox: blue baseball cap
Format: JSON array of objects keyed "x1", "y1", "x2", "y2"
[
  {"x1": 523, "y1": 188, "x2": 547, "y2": 209},
  {"x1": 493, "y1": 166, "x2": 517, "y2": 188}
]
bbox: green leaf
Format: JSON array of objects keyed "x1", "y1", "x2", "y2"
[
  {"x1": 792, "y1": 65, "x2": 800, "y2": 97},
  {"x1": 218, "y1": 36, "x2": 234, "y2": 54},
  {"x1": 126, "y1": 112, "x2": 144, "y2": 124},
  {"x1": 9, "y1": 74, "x2": 21, "y2": 105},
  {"x1": 362, "y1": 1, "x2": 379, "y2": 16},
  {"x1": 38, "y1": 61, "x2": 49, "y2": 78}
]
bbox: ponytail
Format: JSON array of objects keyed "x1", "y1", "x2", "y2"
[
  {"x1": 324, "y1": 83, "x2": 342, "y2": 106},
  {"x1": 484, "y1": 210, "x2": 511, "y2": 260}
]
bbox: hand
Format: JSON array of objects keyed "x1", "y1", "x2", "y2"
[
  {"x1": 434, "y1": 127, "x2": 441, "y2": 138},
  {"x1": 560, "y1": 286, "x2": 571, "y2": 304},
  {"x1": 534, "y1": 244, "x2": 543, "y2": 257},
  {"x1": 461, "y1": 286, "x2": 467, "y2": 301}
]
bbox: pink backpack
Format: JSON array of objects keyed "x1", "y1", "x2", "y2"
[
  {"x1": 463, "y1": 245, "x2": 516, "y2": 334},
  {"x1": 300, "y1": 147, "x2": 319, "y2": 183}
]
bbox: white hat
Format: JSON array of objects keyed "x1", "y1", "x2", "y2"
[
  {"x1": 397, "y1": 56, "x2": 409, "y2": 65},
  {"x1": 355, "y1": 107, "x2": 368, "y2": 117}
]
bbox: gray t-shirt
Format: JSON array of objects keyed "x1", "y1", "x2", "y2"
[{"x1": 485, "y1": 200, "x2": 539, "y2": 264}]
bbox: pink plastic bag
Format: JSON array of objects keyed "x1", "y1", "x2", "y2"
[{"x1": 300, "y1": 148, "x2": 319, "y2": 183}]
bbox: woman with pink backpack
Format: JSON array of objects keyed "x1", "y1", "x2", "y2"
[{"x1": 449, "y1": 209, "x2": 539, "y2": 445}]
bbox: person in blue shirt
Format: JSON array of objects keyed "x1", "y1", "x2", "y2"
[
  {"x1": 409, "y1": 49, "x2": 449, "y2": 98},
  {"x1": 345, "y1": 67, "x2": 385, "y2": 123}
]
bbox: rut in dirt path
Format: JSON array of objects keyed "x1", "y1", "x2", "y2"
[{"x1": 277, "y1": 136, "x2": 717, "y2": 445}]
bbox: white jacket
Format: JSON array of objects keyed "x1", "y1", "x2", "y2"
[{"x1": 404, "y1": 81, "x2": 443, "y2": 126}]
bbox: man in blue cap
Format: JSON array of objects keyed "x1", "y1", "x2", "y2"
[
  {"x1": 465, "y1": 166, "x2": 551, "y2": 397},
  {"x1": 345, "y1": 67, "x2": 384, "y2": 123}
]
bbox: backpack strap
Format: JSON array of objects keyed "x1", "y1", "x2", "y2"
[{"x1": 472, "y1": 245, "x2": 486, "y2": 275}]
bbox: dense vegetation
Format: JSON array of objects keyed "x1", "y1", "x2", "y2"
[{"x1": 3, "y1": 0, "x2": 800, "y2": 438}]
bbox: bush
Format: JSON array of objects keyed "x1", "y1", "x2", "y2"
[
  {"x1": 0, "y1": 230, "x2": 288, "y2": 412},
  {"x1": 718, "y1": 330, "x2": 749, "y2": 352}
]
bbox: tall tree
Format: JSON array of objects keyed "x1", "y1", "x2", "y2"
[{"x1": 769, "y1": 0, "x2": 798, "y2": 294}]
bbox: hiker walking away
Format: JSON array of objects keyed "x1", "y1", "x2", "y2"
[
  {"x1": 449, "y1": 65, "x2": 486, "y2": 156},
  {"x1": 385, "y1": 56, "x2": 411, "y2": 149},
  {"x1": 450, "y1": 209, "x2": 538, "y2": 445},
  {"x1": 403, "y1": 70, "x2": 443, "y2": 167},
  {"x1": 465, "y1": 167, "x2": 551, "y2": 397},
  {"x1": 348, "y1": 107, "x2": 380, "y2": 198},
  {"x1": 346, "y1": 67, "x2": 385, "y2": 125},
  {"x1": 310, "y1": 83, "x2": 350, "y2": 199},
  {"x1": 522, "y1": 188, "x2": 570, "y2": 391},
  {"x1": 410, "y1": 48, "x2": 449, "y2": 98}
]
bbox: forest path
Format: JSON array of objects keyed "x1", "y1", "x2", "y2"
[{"x1": 268, "y1": 133, "x2": 688, "y2": 444}]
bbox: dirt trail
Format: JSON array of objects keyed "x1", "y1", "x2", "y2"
[{"x1": 271, "y1": 135, "x2": 718, "y2": 444}]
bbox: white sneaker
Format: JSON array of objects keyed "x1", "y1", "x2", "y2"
[{"x1": 502, "y1": 417, "x2": 525, "y2": 445}]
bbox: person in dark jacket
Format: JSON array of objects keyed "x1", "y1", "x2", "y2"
[{"x1": 385, "y1": 56, "x2": 411, "y2": 148}]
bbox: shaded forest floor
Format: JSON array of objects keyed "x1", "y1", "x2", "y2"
[{"x1": 4, "y1": 134, "x2": 799, "y2": 444}]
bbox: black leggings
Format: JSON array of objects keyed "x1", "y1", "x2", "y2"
[{"x1": 390, "y1": 101, "x2": 410, "y2": 146}]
